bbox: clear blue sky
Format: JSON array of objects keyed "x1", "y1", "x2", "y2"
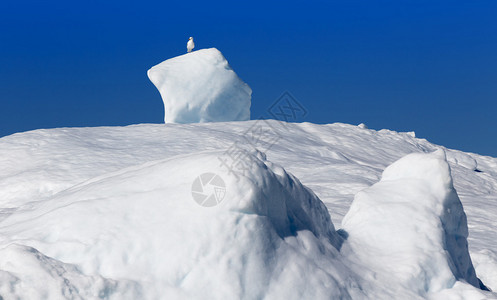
[{"x1": 1, "y1": 1, "x2": 496, "y2": 156}]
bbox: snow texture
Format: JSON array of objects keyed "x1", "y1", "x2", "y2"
[
  {"x1": 342, "y1": 150, "x2": 483, "y2": 297},
  {"x1": 147, "y1": 48, "x2": 251, "y2": 123},
  {"x1": 0, "y1": 149, "x2": 357, "y2": 299},
  {"x1": 0, "y1": 121, "x2": 496, "y2": 299}
]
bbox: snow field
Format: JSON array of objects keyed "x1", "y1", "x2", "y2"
[{"x1": 0, "y1": 121, "x2": 496, "y2": 299}]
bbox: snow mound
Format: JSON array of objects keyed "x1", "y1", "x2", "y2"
[
  {"x1": 0, "y1": 244, "x2": 141, "y2": 299},
  {"x1": 0, "y1": 150, "x2": 357, "y2": 299},
  {"x1": 147, "y1": 48, "x2": 251, "y2": 123},
  {"x1": 341, "y1": 150, "x2": 483, "y2": 296}
]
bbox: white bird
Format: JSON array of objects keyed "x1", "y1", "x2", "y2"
[{"x1": 187, "y1": 37, "x2": 195, "y2": 53}]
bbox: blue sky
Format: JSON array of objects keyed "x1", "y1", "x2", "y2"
[{"x1": 1, "y1": 1, "x2": 496, "y2": 156}]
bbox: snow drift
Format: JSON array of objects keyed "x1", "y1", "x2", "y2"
[
  {"x1": 147, "y1": 48, "x2": 251, "y2": 123},
  {"x1": 0, "y1": 150, "x2": 358, "y2": 299},
  {"x1": 341, "y1": 150, "x2": 485, "y2": 297}
]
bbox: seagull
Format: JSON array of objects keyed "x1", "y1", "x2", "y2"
[{"x1": 187, "y1": 37, "x2": 195, "y2": 53}]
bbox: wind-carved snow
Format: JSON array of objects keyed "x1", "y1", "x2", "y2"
[
  {"x1": 0, "y1": 244, "x2": 141, "y2": 298},
  {"x1": 0, "y1": 150, "x2": 358, "y2": 299},
  {"x1": 147, "y1": 48, "x2": 251, "y2": 123},
  {"x1": 341, "y1": 150, "x2": 488, "y2": 298},
  {"x1": 0, "y1": 122, "x2": 496, "y2": 299}
]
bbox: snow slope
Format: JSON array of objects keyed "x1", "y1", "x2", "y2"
[
  {"x1": 0, "y1": 121, "x2": 496, "y2": 299},
  {"x1": 148, "y1": 48, "x2": 252, "y2": 123}
]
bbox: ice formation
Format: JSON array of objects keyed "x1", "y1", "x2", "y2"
[
  {"x1": 0, "y1": 150, "x2": 357, "y2": 299},
  {"x1": 0, "y1": 122, "x2": 496, "y2": 299},
  {"x1": 342, "y1": 150, "x2": 483, "y2": 296},
  {"x1": 147, "y1": 48, "x2": 251, "y2": 123}
]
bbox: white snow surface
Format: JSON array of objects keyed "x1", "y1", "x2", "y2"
[
  {"x1": 0, "y1": 121, "x2": 496, "y2": 299},
  {"x1": 342, "y1": 150, "x2": 482, "y2": 297},
  {"x1": 147, "y1": 48, "x2": 251, "y2": 123}
]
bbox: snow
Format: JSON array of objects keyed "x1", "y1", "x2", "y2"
[
  {"x1": 0, "y1": 150, "x2": 354, "y2": 298},
  {"x1": 147, "y1": 48, "x2": 251, "y2": 123},
  {"x1": 0, "y1": 244, "x2": 141, "y2": 299},
  {"x1": 342, "y1": 150, "x2": 482, "y2": 296},
  {"x1": 0, "y1": 121, "x2": 496, "y2": 299}
]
